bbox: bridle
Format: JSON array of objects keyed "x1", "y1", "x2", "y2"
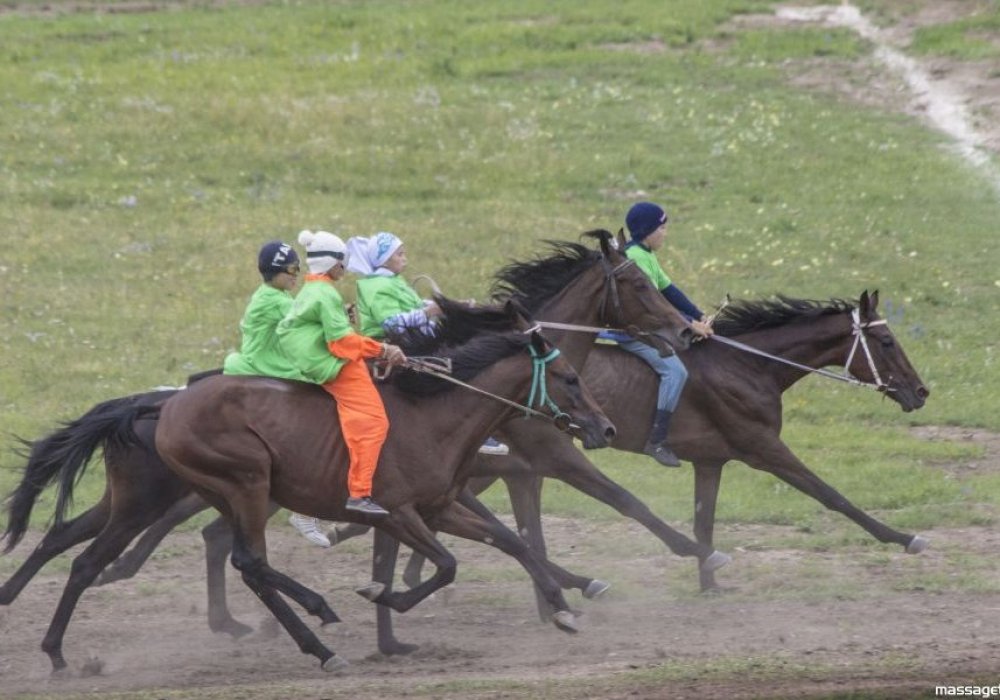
[
  {"x1": 708, "y1": 308, "x2": 894, "y2": 393},
  {"x1": 534, "y1": 256, "x2": 654, "y2": 338}
]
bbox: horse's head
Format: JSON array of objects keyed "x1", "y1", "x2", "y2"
[
  {"x1": 509, "y1": 302, "x2": 617, "y2": 449},
  {"x1": 850, "y1": 290, "x2": 929, "y2": 412},
  {"x1": 592, "y1": 228, "x2": 693, "y2": 355}
]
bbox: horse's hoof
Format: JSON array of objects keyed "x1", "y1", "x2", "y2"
[
  {"x1": 321, "y1": 654, "x2": 349, "y2": 673},
  {"x1": 380, "y1": 640, "x2": 419, "y2": 656},
  {"x1": 355, "y1": 582, "x2": 385, "y2": 602},
  {"x1": 583, "y1": 579, "x2": 611, "y2": 600},
  {"x1": 211, "y1": 617, "x2": 255, "y2": 639},
  {"x1": 906, "y1": 535, "x2": 929, "y2": 554},
  {"x1": 326, "y1": 528, "x2": 339, "y2": 547},
  {"x1": 552, "y1": 610, "x2": 579, "y2": 634},
  {"x1": 701, "y1": 550, "x2": 731, "y2": 572}
]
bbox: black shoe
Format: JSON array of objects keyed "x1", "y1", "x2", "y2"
[
  {"x1": 643, "y1": 441, "x2": 681, "y2": 468},
  {"x1": 345, "y1": 496, "x2": 389, "y2": 517}
]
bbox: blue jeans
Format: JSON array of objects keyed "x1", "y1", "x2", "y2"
[{"x1": 619, "y1": 339, "x2": 688, "y2": 412}]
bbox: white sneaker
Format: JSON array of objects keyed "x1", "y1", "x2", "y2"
[
  {"x1": 478, "y1": 436, "x2": 510, "y2": 456},
  {"x1": 288, "y1": 513, "x2": 331, "y2": 548}
]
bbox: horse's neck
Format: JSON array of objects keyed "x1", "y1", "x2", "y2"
[
  {"x1": 732, "y1": 313, "x2": 854, "y2": 390},
  {"x1": 412, "y1": 357, "x2": 535, "y2": 466},
  {"x1": 534, "y1": 266, "x2": 605, "y2": 367}
]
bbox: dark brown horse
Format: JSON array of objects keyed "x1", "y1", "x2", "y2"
[
  {"x1": 1, "y1": 230, "x2": 696, "y2": 670},
  {"x1": 149, "y1": 301, "x2": 617, "y2": 670},
  {"x1": 432, "y1": 290, "x2": 930, "y2": 618}
]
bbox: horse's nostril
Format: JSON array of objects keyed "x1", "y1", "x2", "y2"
[
  {"x1": 917, "y1": 385, "x2": 930, "y2": 399},
  {"x1": 604, "y1": 426, "x2": 616, "y2": 441},
  {"x1": 681, "y1": 328, "x2": 694, "y2": 342}
]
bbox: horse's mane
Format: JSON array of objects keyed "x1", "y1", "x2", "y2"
[
  {"x1": 386, "y1": 296, "x2": 531, "y2": 396},
  {"x1": 712, "y1": 296, "x2": 855, "y2": 337},
  {"x1": 490, "y1": 230, "x2": 612, "y2": 313}
]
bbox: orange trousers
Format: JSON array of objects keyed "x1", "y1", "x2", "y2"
[{"x1": 321, "y1": 360, "x2": 389, "y2": 499}]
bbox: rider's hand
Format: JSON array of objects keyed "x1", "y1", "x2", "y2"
[
  {"x1": 381, "y1": 343, "x2": 407, "y2": 366},
  {"x1": 689, "y1": 318, "x2": 714, "y2": 338},
  {"x1": 424, "y1": 301, "x2": 443, "y2": 318}
]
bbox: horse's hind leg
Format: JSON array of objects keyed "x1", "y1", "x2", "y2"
[
  {"x1": 228, "y1": 519, "x2": 344, "y2": 671},
  {"x1": 0, "y1": 497, "x2": 110, "y2": 606},
  {"x1": 40, "y1": 508, "x2": 161, "y2": 671},
  {"x1": 95, "y1": 492, "x2": 207, "y2": 586}
]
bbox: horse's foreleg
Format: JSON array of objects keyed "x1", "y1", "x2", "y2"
[
  {"x1": 229, "y1": 527, "x2": 344, "y2": 672},
  {"x1": 96, "y1": 492, "x2": 207, "y2": 586},
  {"x1": 356, "y1": 504, "x2": 456, "y2": 613},
  {"x1": 459, "y1": 484, "x2": 606, "y2": 619},
  {"x1": 370, "y1": 529, "x2": 418, "y2": 656},
  {"x1": 743, "y1": 438, "x2": 927, "y2": 552},
  {"x1": 692, "y1": 461, "x2": 727, "y2": 592},
  {"x1": 329, "y1": 522, "x2": 371, "y2": 546},
  {"x1": 429, "y1": 500, "x2": 579, "y2": 634},
  {"x1": 0, "y1": 499, "x2": 110, "y2": 606},
  {"x1": 543, "y1": 444, "x2": 726, "y2": 565}
]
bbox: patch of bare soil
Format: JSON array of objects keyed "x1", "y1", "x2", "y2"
[
  {"x1": 1, "y1": 423, "x2": 998, "y2": 700},
  {"x1": 728, "y1": 1, "x2": 1000, "y2": 164}
]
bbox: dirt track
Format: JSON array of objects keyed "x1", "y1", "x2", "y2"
[
  {"x1": 2, "y1": 2, "x2": 999, "y2": 698},
  {"x1": 1, "y1": 428, "x2": 998, "y2": 700}
]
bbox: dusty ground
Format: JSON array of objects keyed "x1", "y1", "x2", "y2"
[
  {"x1": 2, "y1": 2, "x2": 998, "y2": 699},
  {"x1": 0, "y1": 426, "x2": 998, "y2": 700}
]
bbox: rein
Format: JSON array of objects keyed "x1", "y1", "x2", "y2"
[
  {"x1": 708, "y1": 308, "x2": 893, "y2": 393},
  {"x1": 376, "y1": 343, "x2": 575, "y2": 430}
]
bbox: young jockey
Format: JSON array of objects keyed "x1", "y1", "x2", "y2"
[
  {"x1": 606, "y1": 202, "x2": 712, "y2": 467},
  {"x1": 222, "y1": 240, "x2": 332, "y2": 546},
  {"x1": 346, "y1": 231, "x2": 509, "y2": 455},
  {"x1": 277, "y1": 230, "x2": 407, "y2": 517}
]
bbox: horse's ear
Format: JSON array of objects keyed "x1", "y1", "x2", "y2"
[
  {"x1": 616, "y1": 227, "x2": 627, "y2": 251},
  {"x1": 503, "y1": 297, "x2": 531, "y2": 323},
  {"x1": 859, "y1": 290, "x2": 879, "y2": 315},
  {"x1": 595, "y1": 228, "x2": 616, "y2": 257}
]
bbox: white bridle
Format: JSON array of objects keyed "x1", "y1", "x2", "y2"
[{"x1": 708, "y1": 307, "x2": 894, "y2": 393}]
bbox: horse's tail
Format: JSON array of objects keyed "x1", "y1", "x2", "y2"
[{"x1": 1, "y1": 392, "x2": 169, "y2": 553}]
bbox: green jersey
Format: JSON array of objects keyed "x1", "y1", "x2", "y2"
[
  {"x1": 223, "y1": 285, "x2": 307, "y2": 381},
  {"x1": 625, "y1": 243, "x2": 672, "y2": 290},
  {"x1": 355, "y1": 274, "x2": 426, "y2": 339},
  {"x1": 276, "y1": 279, "x2": 355, "y2": 384}
]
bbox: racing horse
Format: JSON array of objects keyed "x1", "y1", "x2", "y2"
[
  {"x1": 427, "y1": 290, "x2": 930, "y2": 619},
  {"x1": 0, "y1": 230, "x2": 695, "y2": 669}
]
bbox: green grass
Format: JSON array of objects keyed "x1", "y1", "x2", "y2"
[
  {"x1": 1, "y1": 0, "x2": 998, "y2": 554},
  {"x1": 909, "y1": 5, "x2": 1000, "y2": 60}
]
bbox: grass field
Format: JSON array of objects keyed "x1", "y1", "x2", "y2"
[{"x1": 1, "y1": 0, "x2": 998, "y2": 578}]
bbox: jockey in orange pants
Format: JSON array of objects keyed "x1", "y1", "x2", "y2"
[{"x1": 277, "y1": 230, "x2": 406, "y2": 517}]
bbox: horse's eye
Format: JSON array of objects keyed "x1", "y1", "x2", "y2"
[
  {"x1": 881, "y1": 338, "x2": 895, "y2": 349},
  {"x1": 565, "y1": 375, "x2": 579, "y2": 386}
]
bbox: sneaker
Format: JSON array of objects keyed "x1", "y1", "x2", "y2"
[
  {"x1": 478, "y1": 436, "x2": 510, "y2": 456},
  {"x1": 288, "y1": 513, "x2": 331, "y2": 548},
  {"x1": 344, "y1": 496, "x2": 389, "y2": 517},
  {"x1": 642, "y1": 441, "x2": 681, "y2": 468}
]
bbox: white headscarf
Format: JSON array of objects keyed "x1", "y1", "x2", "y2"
[
  {"x1": 298, "y1": 230, "x2": 347, "y2": 274},
  {"x1": 346, "y1": 232, "x2": 403, "y2": 276}
]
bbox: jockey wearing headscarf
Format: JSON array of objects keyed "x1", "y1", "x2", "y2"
[{"x1": 347, "y1": 232, "x2": 438, "y2": 338}]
